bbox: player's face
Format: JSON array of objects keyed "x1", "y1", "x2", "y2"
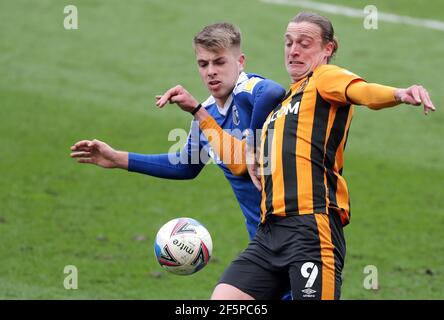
[
  {"x1": 195, "y1": 46, "x2": 245, "y2": 106},
  {"x1": 284, "y1": 22, "x2": 333, "y2": 82}
]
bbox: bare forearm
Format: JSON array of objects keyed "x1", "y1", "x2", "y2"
[{"x1": 114, "y1": 150, "x2": 129, "y2": 169}]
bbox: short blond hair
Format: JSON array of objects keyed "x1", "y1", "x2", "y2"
[{"x1": 193, "y1": 22, "x2": 241, "y2": 51}]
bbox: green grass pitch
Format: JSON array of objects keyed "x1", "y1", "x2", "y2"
[{"x1": 1, "y1": 0, "x2": 443, "y2": 299}]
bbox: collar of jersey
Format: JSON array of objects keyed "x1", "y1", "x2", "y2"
[
  {"x1": 216, "y1": 94, "x2": 233, "y2": 116},
  {"x1": 290, "y1": 75, "x2": 309, "y2": 93},
  {"x1": 234, "y1": 72, "x2": 249, "y2": 91}
]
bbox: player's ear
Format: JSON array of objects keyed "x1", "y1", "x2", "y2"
[
  {"x1": 238, "y1": 53, "x2": 245, "y2": 71},
  {"x1": 324, "y1": 42, "x2": 334, "y2": 60}
]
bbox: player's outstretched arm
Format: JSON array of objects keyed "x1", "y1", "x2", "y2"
[
  {"x1": 346, "y1": 81, "x2": 436, "y2": 114},
  {"x1": 70, "y1": 139, "x2": 128, "y2": 169},
  {"x1": 70, "y1": 139, "x2": 204, "y2": 179}
]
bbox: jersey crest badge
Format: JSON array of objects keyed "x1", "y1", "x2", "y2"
[
  {"x1": 232, "y1": 105, "x2": 240, "y2": 125},
  {"x1": 295, "y1": 78, "x2": 309, "y2": 96}
]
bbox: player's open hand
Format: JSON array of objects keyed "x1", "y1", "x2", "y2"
[
  {"x1": 156, "y1": 85, "x2": 200, "y2": 113},
  {"x1": 70, "y1": 139, "x2": 127, "y2": 169},
  {"x1": 395, "y1": 85, "x2": 436, "y2": 115}
]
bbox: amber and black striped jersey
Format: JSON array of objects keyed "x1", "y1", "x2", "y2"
[{"x1": 259, "y1": 64, "x2": 363, "y2": 226}]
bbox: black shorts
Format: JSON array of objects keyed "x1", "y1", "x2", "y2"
[{"x1": 218, "y1": 211, "x2": 346, "y2": 300}]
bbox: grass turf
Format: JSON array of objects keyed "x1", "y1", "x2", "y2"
[{"x1": 0, "y1": 0, "x2": 443, "y2": 299}]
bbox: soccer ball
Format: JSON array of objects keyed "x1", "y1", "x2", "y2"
[{"x1": 154, "y1": 217, "x2": 212, "y2": 275}]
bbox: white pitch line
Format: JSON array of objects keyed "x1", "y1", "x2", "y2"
[{"x1": 260, "y1": 0, "x2": 444, "y2": 32}]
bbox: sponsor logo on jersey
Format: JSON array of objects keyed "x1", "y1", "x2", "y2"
[{"x1": 265, "y1": 101, "x2": 300, "y2": 126}]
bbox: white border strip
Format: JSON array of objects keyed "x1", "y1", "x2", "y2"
[{"x1": 261, "y1": 0, "x2": 444, "y2": 32}]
